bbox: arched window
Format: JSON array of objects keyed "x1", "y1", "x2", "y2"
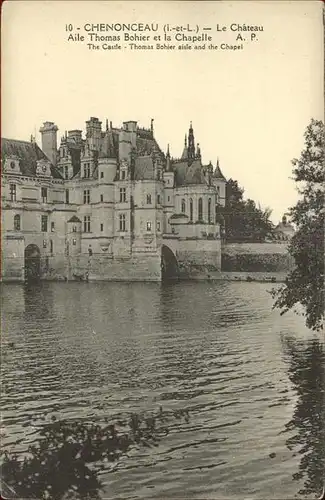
[
  {"x1": 208, "y1": 198, "x2": 212, "y2": 224},
  {"x1": 189, "y1": 198, "x2": 193, "y2": 222},
  {"x1": 181, "y1": 198, "x2": 186, "y2": 213},
  {"x1": 198, "y1": 198, "x2": 203, "y2": 221},
  {"x1": 14, "y1": 214, "x2": 21, "y2": 231}
]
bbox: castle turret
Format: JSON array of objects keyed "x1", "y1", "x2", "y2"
[{"x1": 39, "y1": 121, "x2": 58, "y2": 166}]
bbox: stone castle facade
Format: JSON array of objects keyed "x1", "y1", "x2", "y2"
[{"x1": 1, "y1": 117, "x2": 226, "y2": 282}]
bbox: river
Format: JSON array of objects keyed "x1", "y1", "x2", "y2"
[{"x1": 1, "y1": 281, "x2": 324, "y2": 499}]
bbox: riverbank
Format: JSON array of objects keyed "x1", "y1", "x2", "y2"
[
  {"x1": 1, "y1": 270, "x2": 288, "y2": 284},
  {"x1": 187, "y1": 271, "x2": 288, "y2": 283}
]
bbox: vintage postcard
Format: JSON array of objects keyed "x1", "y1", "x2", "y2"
[{"x1": 1, "y1": 1, "x2": 324, "y2": 499}]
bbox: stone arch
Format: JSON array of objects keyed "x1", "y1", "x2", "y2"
[
  {"x1": 161, "y1": 245, "x2": 179, "y2": 281},
  {"x1": 24, "y1": 244, "x2": 41, "y2": 282}
]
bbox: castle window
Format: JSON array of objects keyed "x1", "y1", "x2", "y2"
[
  {"x1": 65, "y1": 166, "x2": 69, "y2": 179},
  {"x1": 157, "y1": 221, "x2": 161, "y2": 231},
  {"x1": 120, "y1": 187, "x2": 126, "y2": 203},
  {"x1": 190, "y1": 198, "x2": 193, "y2": 222},
  {"x1": 51, "y1": 222, "x2": 55, "y2": 232},
  {"x1": 83, "y1": 189, "x2": 90, "y2": 204},
  {"x1": 119, "y1": 213, "x2": 126, "y2": 231},
  {"x1": 181, "y1": 198, "x2": 186, "y2": 213},
  {"x1": 50, "y1": 239, "x2": 53, "y2": 255},
  {"x1": 73, "y1": 225, "x2": 77, "y2": 232},
  {"x1": 121, "y1": 170, "x2": 126, "y2": 180},
  {"x1": 65, "y1": 189, "x2": 69, "y2": 204},
  {"x1": 208, "y1": 198, "x2": 212, "y2": 224},
  {"x1": 198, "y1": 198, "x2": 203, "y2": 221},
  {"x1": 41, "y1": 215, "x2": 48, "y2": 232},
  {"x1": 216, "y1": 186, "x2": 220, "y2": 201},
  {"x1": 84, "y1": 163, "x2": 90, "y2": 178},
  {"x1": 10, "y1": 161, "x2": 15, "y2": 169},
  {"x1": 100, "y1": 171, "x2": 104, "y2": 179},
  {"x1": 41, "y1": 187, "x2": 48, "y2": 203},
  {"x1": 157, "y1": 170, "x2": 161, "y2": 181},
  {"x1": 146, "y1": 194, "x2": 152, "y2": 204},
  {"x1": 100, "y1": 194, "x2": 104, "y2": 202},
  {"x1": 72, "y1": 239, "x2": 77, "y2": 246},
  {"x1": 168, "y1": 196, "x2": 170, "y2": 202},
  {"x1": 100, "y1": 223, "x2": 104, "y2": 232},
  {"x1": 10, "y1": 184, "x2": 16, "y2": 201},
  {"x1": 146, "y1": 221, "x2": 152, "y2": 231},
  {"x1": 83, "y1": 216, "x2": 91, "y2": 233},
  {"x1": 157, "y1": 194, "x2": 161, "y2": 204},
  {"x1": 14, "y1": 214, "x2": 21, "y2": 231}
]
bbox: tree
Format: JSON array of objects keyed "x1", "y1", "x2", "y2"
[
  {"x1": 272, "y1": 119, "x2": 325, "y2": 331},
  {"x1": 221, "y1": 178, "x2": 274, "y2": 242}
]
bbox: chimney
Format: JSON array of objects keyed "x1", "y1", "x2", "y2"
[{"x1": 39, "y1": 121, "x2": 58, "y2": 166}]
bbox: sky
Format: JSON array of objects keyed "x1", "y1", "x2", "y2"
[{"x1": 2, "y1": 0, "x2": 324, "y2": 223}]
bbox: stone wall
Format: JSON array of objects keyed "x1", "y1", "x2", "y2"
[
  {"x1": 176, "y1": 239, "x2": 221, "y2": 278},
  {"x1": 1, "y1": 235, "x2": 25, "y2": 282},
  {"x1": 221, "y1": 242, "x2": 294, "y2": 273},
  {"x1": 69, "y1": 253, "x2": 161, "y2": 282}
]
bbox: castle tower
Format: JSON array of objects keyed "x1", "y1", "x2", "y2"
[{"x1": 39, "y1": 121, "x2": 58, "y2": 166}]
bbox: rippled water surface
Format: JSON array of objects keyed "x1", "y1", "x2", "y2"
[{"x1": 1, "y1": 281, "x2": 324, "y2": 499}]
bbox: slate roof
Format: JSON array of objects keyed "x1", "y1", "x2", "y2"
[
  {"x1": 134, "y1": 156, "x2": 155, "y2": 180},
  {"x1": 173, "y1": 159, "x2": 207, "y2": 187},
  {"x1": 1, "y1": 138, "x2": 63, "y2": 179},
  {"x1": 212, "y1": 162, "x2": 226, "y2": 181},
  {"x1": 136, "y1": 135, "x2": 162, "y2": 157},
  {"x1": 99, "y1": 130, "x2": 119, "y2": 158}
]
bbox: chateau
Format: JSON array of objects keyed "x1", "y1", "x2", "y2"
[{"x1": 1, "y1": 117, "x2": 227, "y2": 282}]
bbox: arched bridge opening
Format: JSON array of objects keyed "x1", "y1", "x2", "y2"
[
  {"x1": 161, "y1": 245, "x2": 179, "y2": 281},
  {"x1": 24, "y1": 244, "x2": 41, "y2": 282}
]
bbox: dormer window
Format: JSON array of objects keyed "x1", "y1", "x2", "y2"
[
  {"x1": 121, "y1": 170, "x2": 126, "y2": 180},
  {"x1": 5, "y1": 157, "x2": 20, "y2": 174}
]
